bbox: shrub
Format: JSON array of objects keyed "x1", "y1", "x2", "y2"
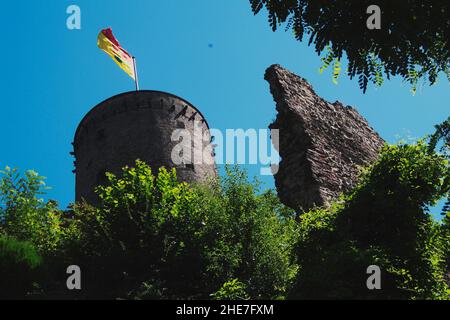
[
  {"x1": 67, "y1": 161, "x2": 298, "y2": 299},
  {"x1": 193, "y1": 166, "x2": 299, "y2": 299},
  {"x1": 211, "y1": 279, "x2": 249, "y2": 300},
  {"x1": 1, "y1": 119, "x2": 448, "y2": 300},
  {"x1": 291, "y1": 142, "x2": 450, "y2": 299},
  {"x1": 0, "y1": 167, "x2": 65, "y2": 254},
  {"x1": 0, "y1": 236, "x2": 42, "y2": 299}
]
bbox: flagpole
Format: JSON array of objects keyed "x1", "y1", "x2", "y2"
[{"x1": 132, "y1": 56, "x2": 139, "y2": 91}]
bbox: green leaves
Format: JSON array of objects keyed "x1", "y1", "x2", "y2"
[
  {"x1": 250, "y1": 0, "x2": 450, "y2": 93},
  {"x1": 211, "y1": 279, "x2": 249, "y2": 300},
  {"x1": 1, "y1": 122, "x2": 449, "y2": 299},
  {"x1": 67, "y1": 161, "x2": 298, "y2": 299},
  {"x1": 293, "y1": 137, "x2": 450, "y2": 299},
  {"x1": 194, "y1": 165, "x2": 299, "y2": 299},
  {"x1": 0, "y1": 166, "x2": 62, "y2": 254},
  {"x1": 0, "y1": 236, "x2": 42, "y2": 299},
  {"x1": 318, "y1": 46, "x2": 336, "y2": 75}
]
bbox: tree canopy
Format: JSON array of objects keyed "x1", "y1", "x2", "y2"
[
  {"x1": 0, "y1": 121, "x2": 449, "y2": 299},
  {"x1": 249, "y1": 0, "x2": 450, "y2": 92}
]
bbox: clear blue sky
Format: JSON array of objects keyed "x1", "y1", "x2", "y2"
[{"x1": 1, "y1": 1, "x2": 448, "y2": 218}]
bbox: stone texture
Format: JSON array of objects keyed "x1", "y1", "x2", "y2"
[
  {"x1": 73, "y1": 90, "x2": 217, "y2": 205},
  {"x1": 266, "y1": 64, "x2": 384, "y2": 212}
]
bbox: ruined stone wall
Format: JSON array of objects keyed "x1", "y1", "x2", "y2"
[
  {"x1": 266, "y1": 65, "x2": 385, "y2": 212},
  {"x1": 73, "y1": 90, "x2": 216, "y2": 205}
]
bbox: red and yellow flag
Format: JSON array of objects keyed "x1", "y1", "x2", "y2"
[{"x1": 97, "y1": 28, "x2": 135, "y2": 80}]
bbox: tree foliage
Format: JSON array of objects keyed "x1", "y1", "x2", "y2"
[
  {"x1": 429, "y1": 117, "x2": 450, "y2": 284},
  {"x1": 0, "y1": 167, "x2": 65, "y2": 254},
  {"x1": 1, "y1": 121, "x2": 449, "y2": 299},
  {"x1": 249, "y1": 0, "x2": 450, "y2": 92},
  {"x1": 0, "y1": 236, "x2": 42, "y2": 299},
  {"x1": 293, "y1": 141, "x2": 450, "y2": 299},
  {"x1": 428, "y1": 117, "x2": 450, "y2": 217},
  {"x1": 64, "y1": 162, "x2": 298, "y2": 299},
  {"x1": 211, "y1": 279, "x2": 249, "y2": 300}
]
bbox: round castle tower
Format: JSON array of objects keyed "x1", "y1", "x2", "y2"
[{"x1": 73, "y1": 90, "x2": 217, "y2": 204}]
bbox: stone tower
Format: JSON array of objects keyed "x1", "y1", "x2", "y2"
[{"x1": 73, "y1": 90, "x2": 217, "y2": 204}]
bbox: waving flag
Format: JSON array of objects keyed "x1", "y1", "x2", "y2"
[{"x1": 97, "y1": 28, "x2": 136, "y2": 80}]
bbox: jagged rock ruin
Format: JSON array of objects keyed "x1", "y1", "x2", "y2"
[{"x1": 266, "y1": 64, "x2": 385, "y2": 212}]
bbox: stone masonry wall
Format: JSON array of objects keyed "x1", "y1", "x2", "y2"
[
  {"x1": 73, "y1": 90, "x2": 217, "y2": 205},
  {"x1": 265, "y1": 64, "x2": 385, "y2": 212}
]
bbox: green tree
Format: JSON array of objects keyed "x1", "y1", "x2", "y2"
[
  {"x1": 292, "y1": 141, "x2": 450, "y2": 299},
  {"x1": 194, "y1": 166, "x2": 299, "y2": 299},
  {"x1": 0, "y1": 167, "x2": 71, "y2": 298},
  {"x1": 429, "y1": 117, "x2": 450, "y2": 216},
  {"x1": 0, "y1": 167, "x2": 65, "y2": 254},
  {"x1": 211, "y1": 279, "x2": 249, "y2": 300},
  {"x1": 249, "y1": 0, "x2": 449, "y2": 93},
  {"x1": 428, "y1": 117, "x2": 450, "y2": 288},
  {"x1": 67, "y1": 161, "x2": 298, "y2": 299}
]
